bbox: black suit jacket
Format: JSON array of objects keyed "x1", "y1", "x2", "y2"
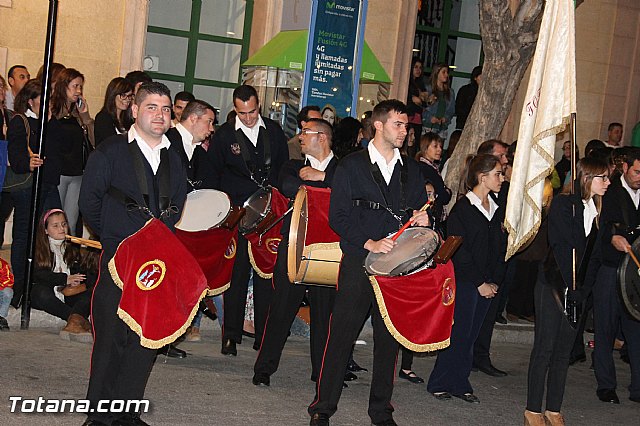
[{"x1": 165, "y1": 126, "x2": 208, "y2": 188}]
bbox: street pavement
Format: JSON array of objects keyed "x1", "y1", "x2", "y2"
[{"x1": 1, "y1": 322, "x2": 638, "y2": 425}]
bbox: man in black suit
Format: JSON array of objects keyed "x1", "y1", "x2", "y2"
[
  {"x1": 166, "y1": 99, "x2": 215, "y2": 190},
  {"x1": 592, "y1": 148, "x2": 640, "y2": 404},
  {"x1": 79, "y1": 82, "x2": 189, "y2": 425},
  {"x1": 202, "y1": 84, "x2": 288, "y2": 356},
  {"x1": 253, "y1": 118, "x2": 337, "y2": 387},
  {"x1": 308, "y1": 100, "x2": 429, "y2": 426}
]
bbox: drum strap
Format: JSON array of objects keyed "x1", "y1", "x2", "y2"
[
  {"x1": 107, "y1": 142, "x2": 177, "y2": 221},
  {"x1": 361, "y1": 150, "x2": 409, "y2": 224},
  {"x1": 234, "y1": 127, "x2": 272, "y2": 187}
]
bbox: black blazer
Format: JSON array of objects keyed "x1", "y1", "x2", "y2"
[
  {"x1": 329, "y1": 150, "x2": 428, "y2": 258},
  {"x1": 447, "y1": 194, "x2": 507, "y2": 287},
  {"x1": 165, "y1": 126, "x2": 208, "y2": 187},
  {"x1": 278, "y1": 156, "x2": 338, "y2": 236},
  {"x1": 200, "y1": 117, "x2": 288, "y2": 206},
  {"x1": 79, "y1": 134, "x2": 189, "y2": 257}
]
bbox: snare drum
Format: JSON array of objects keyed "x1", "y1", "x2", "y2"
[
  {"x1": 175, "y1": 189, "x2": 232, "y2": 232},
  {"x1": 364, "y1": 227, "x2": 441, "y2": 276},
  {"x1": 288, "y1": 186, "x2": 342, "y2": 287},
  {"x1": 239, "y1": 187, "x2": 273, "y2": 235}
]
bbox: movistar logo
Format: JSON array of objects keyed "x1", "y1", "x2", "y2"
[{"x1": 325, "y1": 1, "x2": 355, "y2": 12}]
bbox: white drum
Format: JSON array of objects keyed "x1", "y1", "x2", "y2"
[{"x1": 175, "y1": 189, "x2": 232, "y2": 232}]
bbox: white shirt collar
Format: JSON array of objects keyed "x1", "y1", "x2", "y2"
[
  {"x1": 621, "y1": 175, "x2": 640, "y2": 209},
  {"x1": 175, "y1": 122, "x2": 197, "y2": 161},
  {"x1": 25, "y1": 109, "x2": 37, "y2": 119},
  {"x1": 235, "y1": 115, "x2": 266, "y2": 147},
  {"x1": 305, "y1": 151, "x2": 334, "y2": 172},
  {"x1": 367, "y1": 141, "x2": 403, "y2": 185},
  {"x1": 582, "y1": 198, "x2": 598, "y2": 236},
  {"x1": 466, "y1": 191, "x2": 498, "y2": 220},
  {"x1": 128, "y1": 125, "x2": 171, "y2": 174}
]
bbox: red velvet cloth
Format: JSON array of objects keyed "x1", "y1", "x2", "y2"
[
  {"x1": 303, "y1": 186, "x2": 339, "y2": 244},
  {"x1": 246, "y1": 188, "x2": 289, "y2": 277},
  {"x1": 174, "y1": 226, "x2": 237, "y2": 295},
  {"x1": 110, "y1": 219, "x2": 208, "y2": 349},
  {"x1": 370, "y1": 261, "x2": 456, "y2": 352}
]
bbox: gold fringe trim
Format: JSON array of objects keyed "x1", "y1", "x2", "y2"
[
  {"x1": 117, "y1": 287, "x2": 208, "y2": 350},
  {"x1": 247, "y1": 241, "x2": 274, "y2": 279},
  {"x1": 505, "y1": 115, "x2": 571, "y2": 260},
  {"x1": 304, "y1": 242, "x2": 341, "y2": 251},
  {"x1": 207, "y1": 282, "x2": 230, "y2": 296},
  {"x1": 368, "y1": 275, "x2": 451, "y2": 352}
]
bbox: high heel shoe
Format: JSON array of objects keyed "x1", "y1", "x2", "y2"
[{"x1": 543, "y1": 411, "x2": 565, "y2": 426}]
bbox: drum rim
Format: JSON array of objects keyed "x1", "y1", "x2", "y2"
[
  {"x1": 617, "y1": 248, "x2": 640, "y2": 322},
  {"x1": 239, "y1": 187, "x2": 273, "y2": 234},
  {"x1": 175, "y1": 189, "x2": 232, "y2": 232},
  {"x1": 288, "y1": 186, "x2": 308, "y2": 283},
  {"x1": 364, "y1": 227, "x2": 441, "y2": 277}
]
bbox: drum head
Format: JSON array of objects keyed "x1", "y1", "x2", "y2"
[
  {"x1": 175, "y1": 189, "x2": 231, "y2": 232},
  {"x1": 288, "y1": 186, "x2": 307, "y2": 283},
  {"x1": 239, "y1": 188, "x2": 272, "y2": 234},
  {"x1": 617, "y1": 236, "x2": 640, "y2": 321},
  {"x1": 365, "y1": 227, "x2": 440, "y2": 276}
]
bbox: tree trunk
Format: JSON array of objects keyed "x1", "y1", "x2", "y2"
[{"x1": 444, "y1": 0, "x2": 544, "y2": 200}]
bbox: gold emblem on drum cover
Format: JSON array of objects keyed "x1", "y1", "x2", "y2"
[
  {"x1": 266, "y1": 237, "x2": 281, "y2": 254},
  {"x1": 225, "y1": 237, "x2": 237, "y2": 259},
  {"x1": 231, "y1": 143, "x2": 242, "y2": 155},
  {"x1": 136, "y1": 260, "x2": 166, "y2": 291},
  {"x1": 441, "y1": 278, "x2": 454, "y2": 306}
]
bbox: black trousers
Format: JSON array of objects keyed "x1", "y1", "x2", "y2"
[
  {"x1": 473, "y1": 287, "x2": 501, "y2": 368},
  {"x1": 86, "y1": 263, "x2": 156, "y2": 424},
  {"x1": 30, "y1": 283, "x2": 90, "y2": 320},
  {"x1": 593, "y1": 265, "x2": 640, "y2": 398},
  {"x1": 428, "y1": 281, "x2": 491, "y2": 395},
  {"x1": 254, "y1": 238, "x2": 335, "y2": 381},
  {"x1": 507, "y1": 259, "x2": 538, "y2": 318},
  {"x1": 223, "y1": 233, "x2": 272, "y2": 346},
  {"x1": 308, "y1": 254, "x2": 399, "y2": 424},
  {"x1": 526, "y1": 281, "x2": 576, "y2": 413}
]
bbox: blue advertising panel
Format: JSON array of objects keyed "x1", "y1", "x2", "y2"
[{"x1": 302, "y1": 0, "x2": 367, "y2": 120}]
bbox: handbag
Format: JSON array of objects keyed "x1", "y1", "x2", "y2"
[{"x1": 3, "y1": 115, "x2": 34, "y2": 192}]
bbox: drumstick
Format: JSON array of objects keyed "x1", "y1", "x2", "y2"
[
  {"x1": 65, "y1": 235, "x2": 103, "y2": 250},
  {"x1": 628, "y1": 247, "x2": 640, "y2": 271},
  {"x1": 390, "y1": 199, "x2": 433, "y2": 242}
]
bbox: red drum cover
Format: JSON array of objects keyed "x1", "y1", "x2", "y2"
[
  {"x1": 369, "y1": 261, "x2": 456, "y2": 352},
  {"x1": 303, "y1": 187, "x2": 339, "y2": 245},
  {"x1": 246, "y1": 187, "x2": 289, "y2": 278},
  {"x1": 109, "y1": 219, "x2": 208, "y2": 349},
  {"x1": 174, "y1": 226, "x2": 237, "y2": 295}
]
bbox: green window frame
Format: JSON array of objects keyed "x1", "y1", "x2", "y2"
[{"x1": 146, "y1": 0, "x2": 254, "y2": 92}]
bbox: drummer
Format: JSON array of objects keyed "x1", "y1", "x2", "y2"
[
  {"x1": 253, "y1": 118, "x2": 338, "y2": 387},
  {"x1": 201, "y1": 84, "x2": 288, "y2": 355},
  {"x1": 308, "y1": 100, "x2": 430, "y2": 426}
]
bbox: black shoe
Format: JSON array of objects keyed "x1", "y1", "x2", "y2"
[
  {"x1": 0, "y1": 316, "x2": 9, "y2": 331},
  {"x1": 597, "y1": 389, "x2": 620, "y2": 404},
  {"x1": 344, "y1": 371, "x2": 357, "y2": 381},
  {"x1": 200, "y1": 299, "x2": 217, "y2": 321},
  {"x1": 347, "y1": 359, "x2": 367, "y2": 372},
  {"x1": 253, "y1": 342, "x2": 260, "y2": 351},
  {"x1": 475, "y1": 363, "x2": 507, "y2": 377},
  {"x1": 569, "y1": 353, "x2": 586, "y2": 365},
  {"x1": 221, "y1": 338, "x2": 237, "y2": 356},
  {"x1": 399, "y1": 370, "x2": 424, "y2": 384},
  {"x1": 431, "y1": 391, "x2": 452, "y2": 400},
  {"x1": 252, "y1": 373, "x2": 270, "y2": 386},
  {"x1": 630, "y1": 395, "x2": 640, "y2": 403},
  {"x1": 495, "y1": 314, "x2": 507, "y2": 325},
  {"x1": 342, "y1": 382, "x2": 348, "y2": 389},
  {"x1": 243, "y1": 330, "x2": 256, "y2": 339},
  {"x1": 157, "y1": 344, "x2": 186, "y2": 359},
  {"x1": 371, "y1": 418, "x2": 398, "y2": 426},
  {"x1": 453, "y1": 393, "x2": 480, "y2": 403},
  {"x1": 81, "y1": 420, "x2": 109, "y2": 426},
  {"x1": 112, "y1": 413, "x2": 150, "y2": 426},
  {"x1": 310, "y1": 413, "x2": 330, "y2": 426}
]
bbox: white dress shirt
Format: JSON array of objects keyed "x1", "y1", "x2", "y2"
[
  {"x1": 235, "y1": 115, "x2": 266, "y2": 147},
  {"x1": 128, "y1": 125, "x2": 171, "y2": 174},
  {"x1": 367, "y1": 141, "x2": 402, "y2": 185},
  {"x1": 582, "y1": 198, "x2": 598, "y2": 236},
  {"x1": 466, "y1": 191, "x2": 498, "y2": 220},
  {"x1": 621, "y1": 175, "x2": 640, "y2": 209},
  {"x1": 175, "y1": 122, "x2": 198, "y2": 161},
  {"x1": 305, "y1": 151, "x2": 334, "y2": 172}
]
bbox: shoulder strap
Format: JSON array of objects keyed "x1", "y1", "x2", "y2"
[
  {"x1": 127, "y1": 141, "x2": 150, "y2": 208},
  {"x1": 17, "y1": 114, "x2": 34, "y2": 157},
  {"x1": 157, "y1": 147, "x2": 172, "y2": 215}
]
